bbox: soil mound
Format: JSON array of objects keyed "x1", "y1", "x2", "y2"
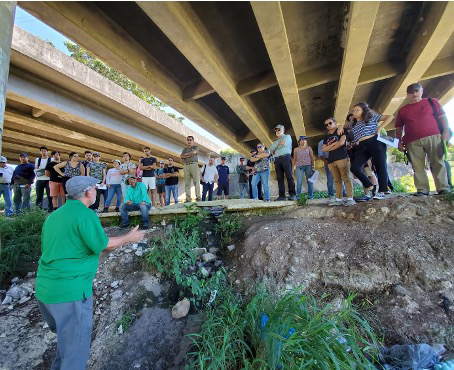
[{"x1": 228, "y1": 196, "x2": 454, "y2": 348}]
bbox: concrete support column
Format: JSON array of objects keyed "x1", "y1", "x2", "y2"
[{"x1": 0, "y1": 2, "x2": 16, "y2": 154}]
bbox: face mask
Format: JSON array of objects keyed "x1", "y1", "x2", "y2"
[{"x1": 89, "y1": 188, "x2": 97, "y2": 206}]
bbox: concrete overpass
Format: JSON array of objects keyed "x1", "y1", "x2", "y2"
[
  {"x1": 3, "y1": 26, "x2": 221, "y2": 164},
  {"x1": 1, "y1": 2, "x2": 454, "y2": 157}
]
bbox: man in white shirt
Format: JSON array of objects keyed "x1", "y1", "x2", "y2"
[
  {"x1": 0, "y1": 156, "x2": 14, "y2": 216},
  {"x1": 200, "y1": 158, "x2": 218, "y2": 201},
  {"x1": 35, "y1": 146, "x2": 53, "y2": 212}
]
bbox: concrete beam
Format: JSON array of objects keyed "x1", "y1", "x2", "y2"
[
  {"x1": 375, "y1": 2, "x2": 454, "y2": 115},
  {"x1": 421, "y1": 56, "x2": 454, "y2": 81},
  {"x1": 183, "y1": 79, "x2": 215, "y2": 101},
  {"x1": 0, "y1": 2, "x2": 16, "y2": 154},
  {"x1": 31, "y1": 107, "x2": 46, "y2": 118},
  {"x1": 334, "y1": 2, "x2": 380, "y2": 124},
  {"x1": 19, "y1": 1, "x2": 250, "y2": 154},
  {"x1": 239, "y1": 130, "x2": 257, "y2": 143},
  {"x1": 357, "y1": 61, "x2": 401, "y2": 86},
  {"x1": 236, "y1": 70, "x2": 277, "y2": 97},
  {"x1": 425, "y1": 74, "x2": 454, "y2": 106},
  {"x1": 251, "y1": 1, "x2": 306, "y2": 137},
  {"x1": 4, "y1": 110, "x2": 169, "y2": 163},
  {"x1": 138, "y1": 1, "x2": 273, "y2": 146}
]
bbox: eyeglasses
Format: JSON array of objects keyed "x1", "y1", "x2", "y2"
[
  {"x1": 352, "y1": 109, "x2": 362, "y2": 113},
  {"x1": 324, "y1": 121, "x2": 333, "y2": 127},
  {"x1": 257, "y1": 145, "x2": 263, "y2": 149}
]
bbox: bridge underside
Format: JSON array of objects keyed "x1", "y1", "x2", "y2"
[{"x1": 14, "y1": 1, "x2": 454, "y2": 152}]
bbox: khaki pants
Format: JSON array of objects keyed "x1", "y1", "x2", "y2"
[
  {"x1": 328, "y1": 158, "x2": 353, "y2": 198},
  {"x1": 184, "y1": 162, "x2": 201, "y2": 201},
  {"x1": 407, "y1": 134, "x2": 449, "y2": 193}
]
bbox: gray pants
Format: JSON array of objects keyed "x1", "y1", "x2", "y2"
[{"x1": 37, "y1": 296, "x2": 93, "y2": 370}]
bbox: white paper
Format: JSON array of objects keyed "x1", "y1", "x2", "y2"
[
  {"x1": 377, "y1": 133, "x2": 399, "y2": 148},
  {"x1": 308, "y1": 170, "x2": 319, "y2": 183}
]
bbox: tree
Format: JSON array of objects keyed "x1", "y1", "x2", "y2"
[
  {"x1": 64, "y1": 41, "x2": 167, "y2": 110},
  {"x1": 167, "y1": 112, "x2": 185, "y2": 122}
]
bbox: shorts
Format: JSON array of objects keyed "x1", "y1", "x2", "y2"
[
  {"x1": 157, "y1": 184, "x2": 166, "y2": 194},
  {"x1": 217, "y1": 181, "x2": 229, "y2": 196},
  {"x1": 142, "y1": 177, "x2": 156, "y2": 190},
  {"x1": 49, "y1": 181, "x2": 65, "y2": 197}
]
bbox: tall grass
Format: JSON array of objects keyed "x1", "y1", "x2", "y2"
[
  {"x1": 0, "y1": 209, "x2": 47, "y2": 283},
  {"x1": 186, "y1": 288, "x2": 380, "y2": 369}
]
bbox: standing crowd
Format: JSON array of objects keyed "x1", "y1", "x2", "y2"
[{"x1": 0, "y1": 83, "x2": 451, "y2": 223}]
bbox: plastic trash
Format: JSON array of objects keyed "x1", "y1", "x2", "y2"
[
  {"x1": 308, "y1": 170, "x2": 319, "y2": 183},
  {"x1": 379, "y1": 343, "x2": 445, "y2": 369}
]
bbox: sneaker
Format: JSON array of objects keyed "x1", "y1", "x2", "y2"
[
  {"x1": 356, "y1": 195, "x2": 371, "y2": 202},
  {"x1": 275, "y1": 197, "x2": 286, "y2": 201},
  {"x1": 438, "y1": 190, "x2": 451, "y2": 195},
  {"x1": 265, "y1": 200, "x2": 271, "y2": 202},
  {"x1": 384, "y1": 190, "x2": 392, "y2": 195},
  {"x1": 102, "y1": 207, "x2": 109, "y2": 213},
  {"x1": 120, "y1": 223, "x2": 130, "y2": 229},
  {"x1": 328, "y1": 199, "x2": 344, "y2": 206},
  {"x1": 115, "y1": 207, "x2": 120, "y2": 212},
  {"x1": 150, "y1": 206, "x2": 156, "y2": 210},
  {"x1": 373, "y1": 192, "x2": 385, "y2": 200},
  {"x1": 140, "y1": 225, "x2": 149, "y2": 230},
  {"x1": 413, "y1": 191, "x2": 429, "y2": 196},
  {"x1": 344, "y1": 199, "x2": 356, "y2": 206},
  {"x1": 288, "y1": 195, "x2": 297, "y2": 201}
]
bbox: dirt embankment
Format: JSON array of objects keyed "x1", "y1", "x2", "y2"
[{"x1": 228, "y1": 195, "x2": 454, "y2": 349}]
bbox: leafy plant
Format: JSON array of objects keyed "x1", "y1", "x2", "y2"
[
  {"x1": 0, "y1": 209, "x2": 47, "y2": 283},
  {"x1": 115, "y1": 309, "x2": 135, "y2": 332},
  {"x1": 214, "y1": 213, "x2": 243, "y2": 246},
  {"x1": 186, "y1": 288, "x2": 381, "y2": 369},
  {"x1": 297, "y1": 193, "x2": 308, "y2": 206},
  {"x1": 443, "y1": 191, "x2": 454, "y2": 201}
]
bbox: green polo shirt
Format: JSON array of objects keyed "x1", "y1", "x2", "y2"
[
  {"x1": 36, "y1": 199, "x2": 108, "y2": 304},
  {"x1": 124, "y1": 182, "x2": 151, "y2": 204}
]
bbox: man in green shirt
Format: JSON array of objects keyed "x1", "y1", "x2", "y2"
[
  {"x1": 120, "y1": 175, "x2": 152, "y2": 230},
  {"x1": 36, "y1": 176, "x2": 145, "y2": 370}
]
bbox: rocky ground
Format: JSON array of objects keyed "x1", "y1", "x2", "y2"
[{"x1": 0, "y1": 195, "x2": 453, "y2": 369}]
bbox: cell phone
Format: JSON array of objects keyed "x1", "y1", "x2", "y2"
[{"x1": 0, "y1": 173, "x2": 3, "y2": 177}]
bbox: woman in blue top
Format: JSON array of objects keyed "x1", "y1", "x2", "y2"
[{"x1": 341, "y1": 102, "x2": 393, "y2": 201}]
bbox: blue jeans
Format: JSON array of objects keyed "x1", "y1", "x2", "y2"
[
  {"x1": 295, "y1": 165, "x2": 313, "y2": 198},
  {"x1": 325, "y1": 164, "x2": 334, "y2": 196},
  {"x1": 13, "y1": 185, "x2": 31, "y2": 214},
  {"x1": 239, "y1": 183, "x2": 248, "y2": 199},
  {"x1": 202, "y1": 182, "x2": 214, "y2": 201},
  {"x1": 165, "y1": 185, "x2": 179, "y2": 205},
  {"x1": 120, "y1": 203, "x2": 150, "y2": 227},
  {"x1": 0, "y1": 184, "x2": 13, "y2": 216},
  {"x1": 105, "y1": 184, "x2": 122, "y2": 207},
  {"x1": 252, "y1": 170, "x2": 270, "y2": 201}
]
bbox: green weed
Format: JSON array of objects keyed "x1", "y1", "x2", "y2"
[
  {"x1": 214, "y1": 213, "x2": 243, "y2": 246},
  {"x1": 115, "y1": 309, "x2": 135, "y2": 332},
  {"x1": 186, "y1": 288, "x2": 381, "y2": 369},
  {"x1": 297, "y1": 193, "x2": 308, "y2": 206},
  {"x1": 0, "y1": 209, "x2": 47, "y2": 283}
]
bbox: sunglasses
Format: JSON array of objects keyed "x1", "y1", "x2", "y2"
[
  {"x1": 324, "y1": 121, "x2": 334, "y2": 127},
  {"x1": 257, "y1": 145, "x2": 263, "y2": 149}
]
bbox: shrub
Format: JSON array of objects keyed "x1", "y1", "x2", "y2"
[
  {"x1": 186, "y1": 288, "x2": 381, "y2": 369},
  {"x1": 214, "y1": 213, "x2": 243, "y2": 246},
  {"x1": 0, "y1": 209, "x2": 47, "y2": 283},
  {"x1": 297, "y1": 194, "x2": 308, "y2": 206}
]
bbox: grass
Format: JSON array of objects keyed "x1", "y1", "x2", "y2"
[
  {"x1": 186, "y1": 288, "x2": 381, "y2": 369},
  {"x1": 0, "y1": 209, "x2": 47, "y2": 283}
]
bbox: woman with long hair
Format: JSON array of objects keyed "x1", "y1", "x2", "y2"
[
  {"x1": 53, "y1": 152, "x2": 85, "y2": 194},
  {"x1": 292, "y1": 135, "x2": 315, "y2": 199},
  {"x1": 341, "y1": 102, "x2": 393, "y2": 201}
]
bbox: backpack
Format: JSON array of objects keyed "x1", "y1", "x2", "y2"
[
  {"x1": 200, "y1": 165, "x2": 206, "y2": 185},
  {"x1": 428, "y1": 98, "x2": 451, "y2": 155}
]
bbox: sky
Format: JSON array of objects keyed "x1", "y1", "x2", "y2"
[{"x1": 12, "y1": 7, "x2": 454, "y2": 146}]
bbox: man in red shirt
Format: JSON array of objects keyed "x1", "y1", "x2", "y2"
[{"x1": 396, "y1": 83, "x2": 451, "y2": 195}]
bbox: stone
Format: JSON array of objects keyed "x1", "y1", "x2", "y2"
[
  {"x1": 308, "y1": 240, "x2": 318, "y2": 249},
  {"x1": 227, "y1": 245, "x2": 236, "y2": 251},
  {"x1": 1, "y1": 296, "x2": 12, "y2": 305},
  {"x1": 214, "y1": 260, "x2": 222, "y2": 268},
  {"x1": 200, "y1": 267, "x2": 210, "y2": 277},
  {"x1": 171, "y1": 298, "x2": 190, "y2": 319},
  {"x1": 395, "y1": 285, "x2": 411, "y2": 296},
  {"x1": 192, "y1": 248, "x2": 207, "y2": 257},
  {"x1": 135, "y1": 250, "x2": 143, "y2": 257},
  {"x1": 290, "y1": 256, "x2": 300, "y2": 265},
  {"x1": 202, "y1": 253, "x2": 217, "y2": 263},
  {"x1": 111, "y1": 281, "x2": 119, "y2": 288},
  {"x1": 303, "y1": 235, "x2": 311, "y2": 242},
  {"x1": 209, "y1": 247, "x2": 219, "y2": 254},
  {"x1": 132, "y1": 243, "x2": 138, "y2": 250},
  {"x1": 161, "y1": 220, "x2": 166, "y2": 226},
  {"x1": 366, "y1": 207, "x2": 376, "y2": 215},
  {"x1": 25, "y1": 272, "x2": 35, "y2": 278},
  {"x1": 18, "y1": 296, "x2": 30, "y2": 305},
  {"x1": 416, "y1": 207, "x2": 430, "y2": 216},
  {"x1": 111, "y1": 289, "x2": 123, "y2": 300},
  {"x1": 336, "y1": 252, "x2": 345, "y2": 259},
  {"x1": 117, "y1": 324, "x2": 124, "y2": 335},
  {"x1": 289, "y1": 266, "x2": 297, "y2": 274},
  {"x1": 206, "y1": 230, "x2": 212, "y2": 236},
  {"x1": 124, "y1": 249, "x2": 132, "y2": 254},
  {"x1": 11, "y1": 277, "x2": 20, "y2": 284}
]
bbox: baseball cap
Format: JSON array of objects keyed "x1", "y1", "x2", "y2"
[
  {"x1": 221, "y1": 156, "x2": 226, "y2": 160},
  {"x1": 92, "y1": 152, "x2": 100, "y2": 157},
  {"x1": 126, "y1": 174, "x2": 137, "y2": 183},
  {"x1": 19, "y1": 153, "x2": 28, "y2": 158},
  {"x1": 65, "y1": 176, "x2": 99, "y2": 196},
  {"x1": 406, "y1": 83, "x2": 422, "y2": 93},
  {"x1": 274, "y1": 124, "x2": 285, "y2": 131},
  {"x1": 0, "y1": 156, "x2": 7, "y2": 163},
  {"x1": 299, "y1": 136, "x2": 308, "y2": 141},
  {"x1": 160, "y1": 159, "x2": 165, "y2": 164},
  {"x1": 113, "y1": 159, "x2": 121, "y2": 164},
  {"x1": 240, "y1": 157, "x2": 245, "y2": 160}
]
